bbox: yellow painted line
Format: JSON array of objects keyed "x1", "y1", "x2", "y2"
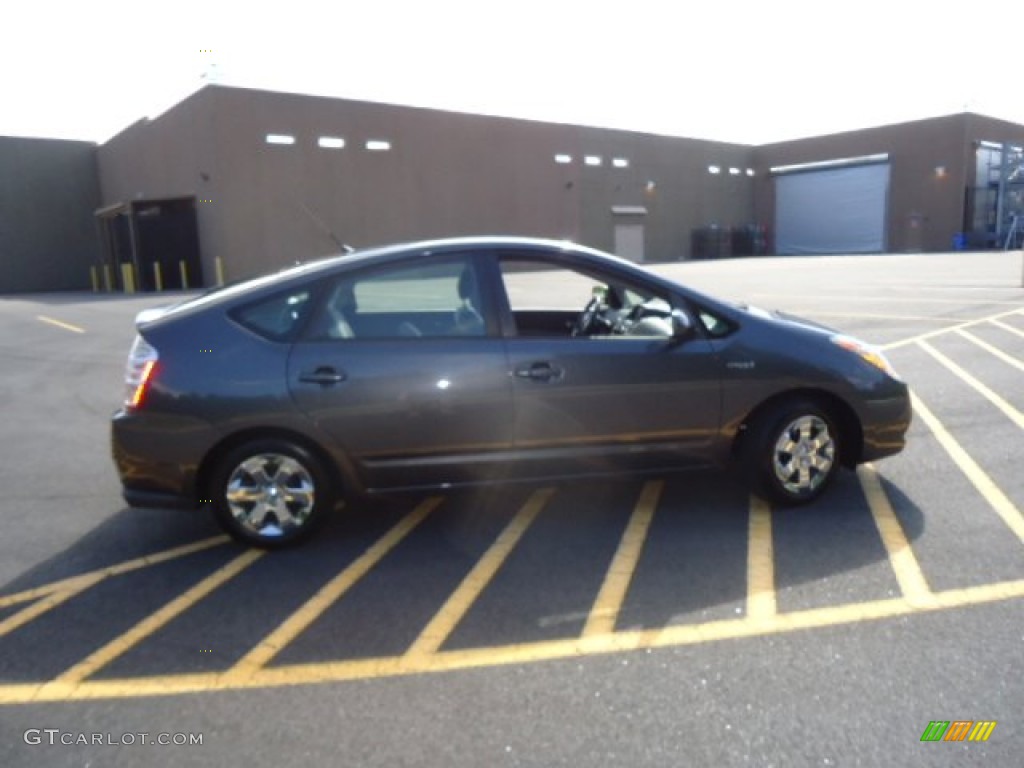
[
  {"x1": 857, "y1": 464, "x2": 934, "y2": 606},
  {"x1": 226, "y1": 498, "x2": 441, "y2": 680},
  {"x1": 406, "y1": 488, "x2": 553, "y2": 657},
  {"x1": 746, "y1": 496, "x2": 776, "y2": 620},
  {"x1": 990, "y1": 318, "x2": 1024, "y2": 340},
  {"x1": 956, "y1": 329, "x2": 1024, "y2": 373},
  {"x1": 3, "y1": 577, "x2": 1022, "y2": 704},
  {"x1": 0, "y1": 574, "x2": 104, "y2": 639},
  {"x1": 911, "y1": 392, "x2": 1024, "y2": 544},
  {"x1": 918, "y1": 340, "x2": 1024, "y2": 430},
  {"x1": 36, "y1": 315, "x2": 85, "y2": 334},
  {"x1": 881, "y1": 307, "x2": 1024, "y2": 351},
  {"x1": 583, "y1": 480, "x2": 662, "y2": 637},
  {"x1": 0, "y1": 536, "x2": 230, "y2": 608},
  {"x1": 37, "y1": 550, "x2": 264, "y2": 697}
]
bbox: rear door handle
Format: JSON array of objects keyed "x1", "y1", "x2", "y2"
[
  {"x1": 299, "y1": 366, "x2": 347, "y2": 385},
  {"x1": 514, "y1": 362, "x2": 563, "y2": 382}
]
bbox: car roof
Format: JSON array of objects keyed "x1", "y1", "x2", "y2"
[{"x1": 139, "y1": 236, "x2": 715, "y2": 328}]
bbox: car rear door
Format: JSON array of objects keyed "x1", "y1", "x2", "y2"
[{"x1": 287, "y1": 253, "x2": 515, "y2": 490}]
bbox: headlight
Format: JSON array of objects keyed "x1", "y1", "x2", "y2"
[{"x1": 831, "y1": 335, "x2": 900, "y2": 379}]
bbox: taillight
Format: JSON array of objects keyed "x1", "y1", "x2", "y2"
[{"x1": 124, "y1": 335, "x2": 159, "y2": 409}]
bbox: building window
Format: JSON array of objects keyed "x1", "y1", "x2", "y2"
[
  {"x1": 584, "y1": 155, "x2": 603, "y2": 167},
  {"x1": 746, "y1": 168, "x2": 756, "y2": 177},
  {"x1": 729, "y1": 167, "x2": 741, "y2": 175},
  {"x1": 318, "y1": 136, "x2": 345, "y2": 149},
  {"x1": 265, "y1": 134, "x2": 295, "y2": 145},
  {"x1": 554, "y1": 153, "x2": 573, "y2": 164},
  {"x1": 612, "y1": 157, "x2": 630, "y2": 168},
  {"x1": 365, "y1": 140, "x2": 392, "y2": 151},
  {"x1": 708, "y1": 165, "x2": 721, "y2": 174}
]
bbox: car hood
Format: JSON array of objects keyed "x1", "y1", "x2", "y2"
[{"x1": 738, "y1": 303, "x2": 839, "y2": 336}]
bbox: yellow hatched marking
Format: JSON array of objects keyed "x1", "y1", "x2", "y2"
[
  {"x1": 912, "y1": 392, "x2": 1024, "y2": 544},
  {"x1": 0, "y1": 536, "x2": 230, "y2": 609},
  {"x1": 406, "y1": 488, "x2": 553, "y2": 657},
  {"x1": 36, "y1": 315, "x2": 85, "y2": 334},
  {"x1": 956, "y1": 329, "x2": 1024, "y2": 373},
  {"x1": 583, "y1": 480, "x2": 662, "y2": 637},
  {"x1": 881, "y1": 307, "x2": 1024, "y2": 351},
  {"x1": 918, "y1": 340, "x2": 1024, "y2": 430},
  {"x1": 746, "y1": 496, "x2": 776, "y2": 620},
  {"x1": 38, "y1": 550, "x2": 264, "y2": 696},
  {"x1": 2, "y1": 578, "x2": 1022, "y2": 704},
  {"x1": 226, "y1": 498, "x2": 440, "y2": 680},
  {"x1": 990, "y1": 318, "x2": 1024, "y2": 340},
  {"x1": 857, "y1": 464, "x2": 933, "y2": 606},
  {"x1": 0, "y1": 575, "x2": 104, "y2": 639}
]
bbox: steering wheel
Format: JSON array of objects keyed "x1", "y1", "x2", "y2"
[{"x1": 571, "y1": 296, "x2": 602, "y2": 337}]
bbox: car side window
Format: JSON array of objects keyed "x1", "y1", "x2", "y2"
[
  {"x1": 231, "y1": 287, "x2": 313, "y2": 341},
  {"x1": 697, "y1": 307, "x2": 736, "y2": 339},
  {"x1": 307, "y1": 256, "x2": 489, "y2": 340},
  {"x1": 498, "y1": 256, "x2": 673, "y2": 339}
]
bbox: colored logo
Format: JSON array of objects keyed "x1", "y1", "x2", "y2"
[{"x1": 920, "y1": 721, "x2": 996, "y2": 742}]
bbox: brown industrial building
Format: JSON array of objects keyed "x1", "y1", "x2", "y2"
[{"x1": 2, "y1": 85, "x2": 1023, "y2": 293}]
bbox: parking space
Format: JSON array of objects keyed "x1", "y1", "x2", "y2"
[
  {"x1": 0, "y1": 252, "x2": 1021, "y2": 766},
  {"x1": 1, "y1": 265, "x2": 1023, "y2": 707}
]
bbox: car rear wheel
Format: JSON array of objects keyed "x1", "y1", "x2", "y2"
[
  {"x1": 742, "y1": 400, "x2": 839, "y2": 505},
  {"x1": 211, "y1": 439, "x2": 333, "y2": 548}
]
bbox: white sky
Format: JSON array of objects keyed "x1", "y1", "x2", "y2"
[{"x1": 2, "y1": 0, "x2": 1020, "y2": 145}]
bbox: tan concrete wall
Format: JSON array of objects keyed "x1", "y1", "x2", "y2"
[{"x1": 97, "y1": 86, "x2": 756, "y2": 284}]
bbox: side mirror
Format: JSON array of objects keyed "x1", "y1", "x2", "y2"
[{"x1": 671, "y1": 309, "x2": 694, "y2": 340}]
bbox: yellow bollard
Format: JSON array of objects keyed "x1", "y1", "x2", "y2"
[
  {"x1": 121, "y1": 263, "x2": 136, "y2": 294},
  {"x1": 215, "y1": 256, "x2": 225, "y2": 287},
  {"x1": 179, "y1": 260, "x2": 189, "y2": 290},
  {"x1": 90, "y1": 266, "x2": 99, "y2": 293},
  {"x1": 103, "y1": 264, "x2": 112, "y2": 292},
  {"x1": 153, "y1": 262, "x2": 163, "y2": 292}
]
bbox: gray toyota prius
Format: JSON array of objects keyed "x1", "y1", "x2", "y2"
[{"x1": 112, "y1": 237, "x2": 911, "y2": 547}]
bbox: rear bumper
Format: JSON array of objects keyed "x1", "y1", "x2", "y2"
[
  {"x1": 122, "y1": 487, "x2": 195, "y2": 510},
  {"x1": 111, "y1": 408, "x2": 209, "y2": 509}
]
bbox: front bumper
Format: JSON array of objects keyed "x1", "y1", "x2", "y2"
[{"x1": 858, "y1": 388, "x2": 913, "y2": 463}]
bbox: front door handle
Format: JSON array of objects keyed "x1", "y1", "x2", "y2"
[
  {"x1": 514, "y1": 362, "x2": 563, "y2": 382},
  {"x1": 299, "y1": 366, "x2": 347, "y2": 385}
]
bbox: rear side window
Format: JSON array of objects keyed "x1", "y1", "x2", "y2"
[
  {"x1": 231, "y1": 288, "x2": 313, "y2": 341},
  {"x1": 306, "y1": 256, "x2": 489, "y2": 340}
]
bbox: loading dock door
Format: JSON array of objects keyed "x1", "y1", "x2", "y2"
[
  {"x1": 775, "y1": 163, "x2": 890, "y2": 254},
  {"x1": 96, "y1": 197, "x2": 202, "y2": 291}
]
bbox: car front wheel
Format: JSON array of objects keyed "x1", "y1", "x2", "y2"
[
  {"x1": 742, "y1": 400, "x2": 840, "y2": 505},
  {"x1": 211, "y1": 439, "x2": 333, "y2": 548}
]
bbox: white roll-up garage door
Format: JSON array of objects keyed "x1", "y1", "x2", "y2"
[{"x1": 775, "y1": 162, "x2": 890, "y2": 255}]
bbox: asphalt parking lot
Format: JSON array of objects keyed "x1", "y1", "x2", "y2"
[{"x1": 1, "y1": 250, "x2": 1022, "y2": 767}]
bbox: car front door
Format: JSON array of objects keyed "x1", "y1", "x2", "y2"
[
  {"x1": 287, "y1": 253, "x2": 514, "y2": 491},
  {"x1": 496, "y1": 252, "x2": 723, "y2": 476}
]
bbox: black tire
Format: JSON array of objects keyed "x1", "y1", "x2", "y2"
[
  {"x1": 210, "y1": 439, "x2": 334, "y2": 548},
  {"x1": 740, "y1": 400, "x2": 840, "y2": 505}
]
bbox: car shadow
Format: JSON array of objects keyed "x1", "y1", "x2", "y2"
[{"x1": 0, "y1": 466, "x2": 928, "y2": 676}]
